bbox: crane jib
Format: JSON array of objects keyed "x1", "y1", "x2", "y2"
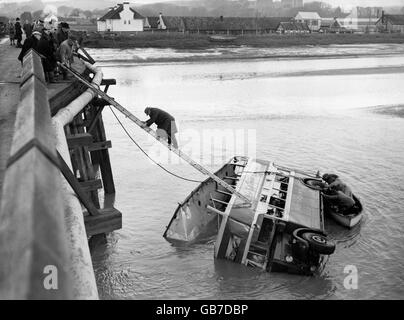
[{"x1": 57, "y1": 62, "x2": 252, "y2": 205}]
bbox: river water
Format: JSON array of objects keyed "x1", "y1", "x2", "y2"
[{"x1": 87, "y1": 44, "x2": 404, "y2": 300}]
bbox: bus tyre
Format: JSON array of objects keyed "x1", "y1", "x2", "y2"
[{"x1": 302, "y1": 232, "x2": 335, "y2": 255}]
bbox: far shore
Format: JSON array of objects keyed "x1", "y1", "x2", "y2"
[{"x1": 81, "y1": 32, "x2": 404, "y2": 50}]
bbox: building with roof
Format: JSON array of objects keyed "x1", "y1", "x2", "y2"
[
  {"x1": 376, "y1": 14, "x2": 404, "y2": 33},
  {"x1": 181, "y1": 16, "x2": 257, "y2": 34},
  {"x1": 338, "y1": 6, "x2": 382, "y2": 32},
  {"x1": 319, "y1": 18, "x2": 345, "y2": 33},
  {"x1": 144, "y1": 15, "x2": 185, "y2": 32},
  {"x1": 97, "y1": 2, "x2": 144, "y2": 32},
  {"x1": 276, "y1": 21, "x2": 310, "y2": 33},
  {"x1": 294, "y1": 12, "x2": 322, "y2": 32},
  {"x1": 175, "y1": 16, "x2": 290, "y2": 34},
  {"x1": 257, "y1": 17, "x2": 292, "y2": 33},
  {"x1": 144, "y1": 13, "x2": 167, "y2": 30}
]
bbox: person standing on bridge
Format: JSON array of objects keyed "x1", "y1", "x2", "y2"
[
  {"x1": 56, "y1": 22, "x2": 70, "y2": 46},
  {"x1": 23, "y1": 20, "x2": 33, "y2": 38},
  {"x1": 18, "y1": 27, "x2": 42, "y2": 65},
  {"x1": 37, "y1": 27, "x2": 57, "y2": 83},
  {"x1": 14, "y1": 18, "x2": 23, "y2": 48},
  {"x1": 142, "y1": 107, "x2": 178, "y2": 149},
  {"x1": 57, "y1": 35, "x2": 76, "y2": 80},
  {"x1": 7, "y1": 20, "x2": 15, "y2": 46}
]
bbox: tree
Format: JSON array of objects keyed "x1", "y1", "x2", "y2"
[
  {"x1": 333, "y1": 6, "x2": 343, "y2": 18},
  {"x1": 32, "y1": 10, "x2": 44, "y2": 21},
  {"x1": 58, "y1": 6, "x2": 74, "y2": 18},
  {"x1": 83, "y1": 10, "x2": 92, "y2": 19},
  {"x1": 20, "y1": 11, "x2": 32, "y2": 23},
  {"x1": 69, "y1": 9, "x2": 81, "y2": 17}
]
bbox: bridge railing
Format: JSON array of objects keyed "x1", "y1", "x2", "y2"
[{"x1": 0, "y1": 49, "x2": 73, "y2": 299}]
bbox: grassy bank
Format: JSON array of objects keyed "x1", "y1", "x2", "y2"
[{"x1": 81, "y1": 32, "x2": 404, "y2": 50}]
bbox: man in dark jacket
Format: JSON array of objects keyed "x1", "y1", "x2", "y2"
[
  {"x1": 322, "y1": 173, "x2": 353, "y2": 198},
  {"x1": 143, "y1": 107, "x2": 178, "y2": 148},
  {"x1": 37, "y1": 27, "x2": 57, "y2": 82},
  {"x1": 18, "y1": 29, "x2": 41, "y2": 64},
  {"x1": 23, "y1": 20, "x2": 33, "y2": 38},
  {"x1": 56, "y1": 22, "x2": 70, "y2": 46},
  {"x1": 14, "y1": 18, "x2": 23, "y2": 48}
]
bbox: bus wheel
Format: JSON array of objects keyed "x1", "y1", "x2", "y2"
[{"x1": 302, "y1": 232, "x2": 335, "y2": 255}]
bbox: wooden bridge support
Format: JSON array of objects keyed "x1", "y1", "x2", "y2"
[{"x1": 60, "y1": 73, "x2": 120, "y2": 236}]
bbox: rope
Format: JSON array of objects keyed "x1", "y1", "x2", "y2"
[{"x1": 108, "y1": 106, "x2": 203, "y2": 183}]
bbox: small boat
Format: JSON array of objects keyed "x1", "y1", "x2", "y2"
[
  {"x1": 301, "y1": 178, "x2": 363, "y2": 228},
  {"x1": 164, "y1": 157, "x2": 336, "y2": 275},
  {"x1": 208, "y1": 35, "x2": 237, "y2": 42},
  {"x1": 325, "y1": 194, "x2": 363, "y2": 228}
]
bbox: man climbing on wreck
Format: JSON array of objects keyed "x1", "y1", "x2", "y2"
[{"x1": 142, "y1": 107, "x2": 179, "y2": 149}]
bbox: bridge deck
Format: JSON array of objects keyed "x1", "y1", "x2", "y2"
[{"x1": 0, "y1": 41, "x2": 21, "y2": 208}]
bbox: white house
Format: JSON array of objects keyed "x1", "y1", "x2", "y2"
[
  {"x1": 97, "y1": 2, "x2": 144, "y2": 32},
  {"x1": 294, "y1": 11, "x2": 322, "y2": 32}
]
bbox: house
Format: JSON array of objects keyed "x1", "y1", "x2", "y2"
[
  {"x1": 276, "y1": 21, "x2": 310, "y2": 34},
  {"x1": 257, "y1": 17, "x2": 293, "y2": 33},
  {"x1": 376, "y1": 14, "x2": 404, "y2": 33},
  {"x1": 144, "y1": 15, "x2": 185, "y2": 32},
  {"x1": 319, "y1": 17, "x2": 344, "y2": 33},
  {"x1": 97, "y1": 2, "x2": 144, "y2": 32},
  {"x1": 338, "y1": 7, "x2": 382, "y2": 33},
  {"x1": 181, "y1": 16, "x2": 259, "y2": 34},
  {"x1": 181, "y1": 16, "x2": 291, "y2": 34},
  {"x1": 144, "y1": 13, "x2": 167, "y2": 30},
  {"x1": 294, "y1": 11, "x2": 322, "y2": 32}
]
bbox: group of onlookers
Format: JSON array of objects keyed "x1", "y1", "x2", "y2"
[
  {"x1": 8, "y1": 17, "x2": 79, "y2": 83},
  {"x1": 7, "y1": 17, "x2": 23, "y2": 47}
]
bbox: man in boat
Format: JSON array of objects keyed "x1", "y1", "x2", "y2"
[
  {"x1": 322, "y1": 174, "x2": 353, "y2": 198},
  {"x1": 321, "y1": 174, "x2": 355, "y2": 213},
  {"x1": 142, "y1": 107, "x2": 178, "y2": 148}
]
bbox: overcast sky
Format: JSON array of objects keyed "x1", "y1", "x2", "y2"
[{"x1": 1, "y1": 0, "x2": 404, "y2": 9}]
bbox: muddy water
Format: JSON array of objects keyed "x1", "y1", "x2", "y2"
[{"x1": 88, "y1": 44, "x2": 404, "y2": 299}]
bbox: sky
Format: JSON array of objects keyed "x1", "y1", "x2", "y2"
[{"x1": 1, "y1": 0, "x2": 404, "y2": 9}]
